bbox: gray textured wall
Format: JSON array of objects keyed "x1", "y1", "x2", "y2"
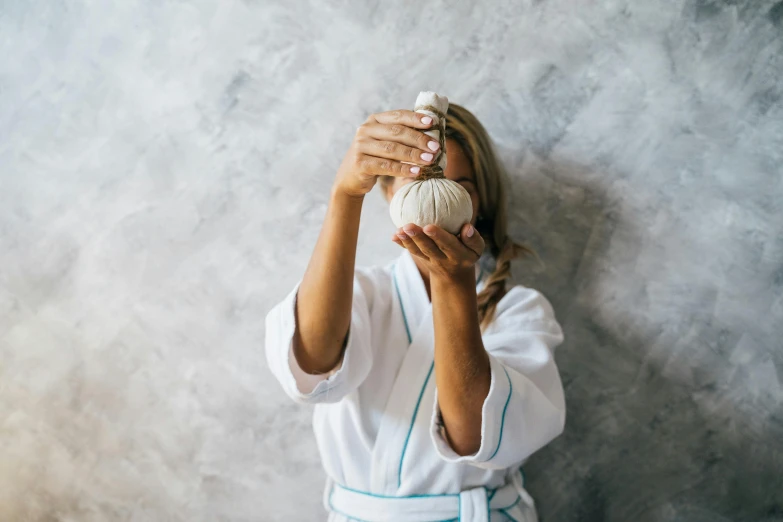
[{"x1": 1, "y1": 1, "x2": 781, "y2": 521}]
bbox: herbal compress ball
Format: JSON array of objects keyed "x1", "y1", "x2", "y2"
[{"x1": 389, "y1": 91, "x2": 473, "y2": 235}]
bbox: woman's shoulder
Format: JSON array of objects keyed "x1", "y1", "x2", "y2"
[
  {"x1": 494, "y1": 283, "x2": 561, "y2": 326},
  {"x1": 352, "y1": 261, "x2": 395, "y2": 297},
  {"x1": 354, "y1": 260, "x2": 395, "y2": 282},
  {"x1": 486, "y1": 285, "x2": 564, "y2": 345}
]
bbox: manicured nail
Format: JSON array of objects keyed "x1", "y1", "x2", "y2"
[
  {"x1": 466, "y1": 225, "x2": 475, "y2": 238},
  {"x1": 410, "y1": 166, "x2": 420, "y2": 175},
  {"x1": 421, "y1": 116, "x2": 433, "y2": 125},
  {"x1": 420, "y1": 152, "x2": 434, "y2": 162},
  {"x1": 397, "y1": 232, "x2": 408, "y2": 240},
  {"x1": 403, "y1": 225, "x2": 416, "y2": 236},
  {"x1": 423, "y1": 227, "x2": 435, "y2": 236},
  {"x1": 428, "y1": 141, "x2": 440, "y2": 151}
]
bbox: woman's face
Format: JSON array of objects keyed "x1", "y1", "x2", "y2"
[{"x1": 385, "y1": 138, "x2": 481, "y2": 225}]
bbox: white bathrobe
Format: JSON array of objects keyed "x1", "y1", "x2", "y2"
[{"x1": 265, "y1": 250, "x2": 566, "y2": 522}]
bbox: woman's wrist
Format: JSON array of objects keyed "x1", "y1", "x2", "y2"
[
  {"x1": 332, "y1": 179, "x2": 369, "y2": 202},
  {"x1": 329, "y1": 184, "x2": 366, "y2": 220},
  {"x1": 430, "y1": 266, "x2": 476, "y2": 289}
]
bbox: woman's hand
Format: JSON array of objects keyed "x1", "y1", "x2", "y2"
[
  {"x1": 334, "y1": 110, "x2": 442, "y2": 198},
  {"x1": 392, "y1": 222, "x2": 486, "y2": 279}
]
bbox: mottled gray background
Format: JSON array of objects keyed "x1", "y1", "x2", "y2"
[{"x1": 1, "y1": 1, "x2": 782, "y2": 521}]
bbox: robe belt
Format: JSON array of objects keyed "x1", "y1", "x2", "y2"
[{"x1": 328, "y1": 470, "x2": 534, "y2": 522}]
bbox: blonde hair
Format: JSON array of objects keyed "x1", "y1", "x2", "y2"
[{"x1": 382, "y1": 102, "x2": 538, "y2": 330}]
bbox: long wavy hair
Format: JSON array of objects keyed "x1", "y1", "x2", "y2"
[{"x1": 382, "y1": 102, "x2": 538, "y2": 330}]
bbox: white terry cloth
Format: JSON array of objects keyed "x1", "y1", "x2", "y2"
[{"x1": 265, "y1": 249, "x2": 566, "y2": 521}]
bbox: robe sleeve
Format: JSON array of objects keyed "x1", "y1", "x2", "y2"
[
  {"x1": 265, "y1": 270, "x2": 376, "y2": 405},
  {"x1": 429, "y1": 285, "x2": 566, "y2": 469}
]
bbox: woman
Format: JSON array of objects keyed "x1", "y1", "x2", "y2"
[{"x1": 265, "y1": 101, "x2": 566, "y2": 522}]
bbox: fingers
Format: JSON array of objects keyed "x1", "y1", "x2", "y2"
[
  {"x1": 359, "y1": 116, "x2": 441, "y2": 159},
  {"x1": 357, "y1": 137, "x2": 438, "y2": 169},
  {"x1": 402, "y1": 224, "x2": 446, "y2": 260},
  {"x1": 421, "y1": 224, "x2": 467, "y2": 258},
  {"x1": 396, "y1": 227, "x2": 426, "y2": 258},
  {"x1": 353, "y1": 125, "x2": 438, "y2": 178},
  {"x1": 355, "y1": 155, "x2": 422, "y2": 178},
  {"x1": 370, "y1": 109, "x2": 437, "y2": 129},
  {"x1": 352, "y1": 109, "x2": 442, "y2": 180},
  {"x1": 459, "y1": 223, "x2": 486, "y2": 257},
  {"x1": 393, "y1": 224, "x2": 485, "y2": 273}
]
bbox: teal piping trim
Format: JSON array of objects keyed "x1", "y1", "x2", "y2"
[
  {"x1": 498, "y1": 495, "x2": 522, "y2": 521},
  {"x1": 295, "y1": 379, "x2": 337, "y2": 399},
  {"x1": 458, "y1": 493, "x2": 462, "y2": 521},
  {"x1": 335, "y1": 483, "x2": 458, "y2": 499},
  {"x1": 488, "y1": 367, "x2": 513, "y2": 461},
  {"x1": 397, "y1": 361, "x2": 435, "y2": 488},
  {"x1": 486, "y1": 489, "x2": 491, "y2": 522},
  {"x1": 499, "y1": 494, "x2": 521, "y2": 511},
  {"x1": 331, "y1": 482, "x2": 517, "y2": 521},
  {"x1": 392, "y1": 269, "x2": 412, "y2": 344}
]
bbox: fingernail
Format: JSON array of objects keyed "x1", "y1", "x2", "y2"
[
  {"x1": 421, "y1": 116, "x2": 433, "y2": 125},
  {"x1": 403, "y1": 225, "x2": 416, "y2": 236},
  {"x1": 410, "y1": 166, "x2": 420, "y2": 175},
  {"x1": 466, "y1": 225, "x2": 475, "y2": 238},
  {"x1": 428, "y1": 141, "x2": 440, "y2": 151},
  {"x1": 423, "y1": 227, "x2": 434, "y2": 236},
  {"x1": 397, "y1": 233, "x2": 408, "y2": 240},
  {"x1": 420, "y1": 152, "x2": 434, "y2": 162}
]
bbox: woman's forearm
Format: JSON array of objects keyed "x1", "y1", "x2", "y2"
[
  {"x1": 292, "y1": 187, "x2": 364, "y2": 374},
  {"x1": 431, "y1": 269, "x2": 491, "y2": 456}
]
